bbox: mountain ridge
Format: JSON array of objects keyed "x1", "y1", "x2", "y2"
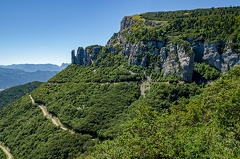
[
  {"x1": 71, "y1": 6, "x2": 240, "y2": 82},
  {"x1": 0, "y1": 67, "x2": 58, "y2": 89},
  {"x1": 0, "y1": 6, "x2": 239, "y2": 159},
  {"x1": 0, "y1": 63, "x2": 68, "y2": 72}
]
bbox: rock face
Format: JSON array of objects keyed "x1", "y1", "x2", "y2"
[
  {"x1": 71, "y1": 46, "x2": 102, "y2": 66},
  {"x1": 120, "y1": 41, "x2": 195, "y2": 82},
  {"x1": 191, "y1": 41, "x2": 240, "y2": 71},
  {"x1": 120, "y1": 16, "x2": 135, "y2": 31},
  {"x1": 162, "y1": 44, "x2": 195, "y2": 82},
  {"x1": 122, "y1": 41, "x2": 164, "y2": 66},
  {"x1": 71, "y1": 16, "x2": 240, "y2": 82},
  {"x1": 120, "y1": 39, "x2": 240, "y2": 82},
  {"x1": 72, "y1": 41, "x2": 240, "y2": 83}
]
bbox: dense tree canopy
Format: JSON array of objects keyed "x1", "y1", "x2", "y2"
[
  {"x1": 90, "y1": 66, "x2": 240, "y2": 159},
  {"x1": 0, "y1": 81, "x2": 42, "y2": 109},
  {"x1": 0, "y1": 6, "x2": 239, "y2": 159},
  {"x1": 122, "y1": 6, "x2": 240, "y2": 52}
]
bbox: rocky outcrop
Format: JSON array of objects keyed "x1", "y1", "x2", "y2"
[
  {"x1": 121, "y1": 41, "x2": 195, "y2": 82},
  {"x1": 72, "y1": 39, "x2": 240, "y2": 82},
  {"x1": 192, "y1": 41, "x2": 240, "y2": 72},
  {"x1": 162, "y1": 45, "x2": 195, "y2": 82},
  {"x1": 71, "y1": 45, "x2": 102, "y2": 65},
  {"x1": 121, "y1": 39, "x2": 240, "y2": 82},
  {"x1": 120, "y1": 16, "x2": 135, "y2": 31},
  {"x1": 71, "y1": 16, "x2": 240, "y2": 82},
  {"x1": 221, "y1": 48, "x2": 240, "y2": 71}
]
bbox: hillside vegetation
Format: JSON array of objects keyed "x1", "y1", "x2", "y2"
[
  {"x1": 1, "y1": 63, "x2": 239, "y2": 158},
  {"x1": 0, "y1": 6, "x2": 239, "y2": 159},
  {"x1": 123, "y1": 6, "x2": 240, "y2": 47},
  {"x1": 0, "y1": 81, "x2": 42, "y2": 109},
  {"x1": 0, "y1": 150, "x2": 5, "y2": 159},
  {"x1": 90, "y1": 66, "x2": 240, "y2": 158}
]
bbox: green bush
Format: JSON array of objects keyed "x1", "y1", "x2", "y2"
[{"x1": 194, "y1": 63, "x2": 220, "y2": 80}]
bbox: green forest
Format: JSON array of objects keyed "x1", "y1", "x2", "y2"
[
  {"x1": 90, "y1": 66, "x2": 240, "y2": 158},
  {"x1": 0, "y1": 81, "x2": 42, "y2": 109},
  {"x1": 0, "y1": 150, "x2": 6, "y2": 159},
  {"x1": 121, "y1": 6, "x2": 240, "y2": 52},
  {"x1": 0, "y1": 6, "x2": 240, "y2": 159},
  {"x1": 0, "y1": 63, "x2": 239, "y2": 158}
]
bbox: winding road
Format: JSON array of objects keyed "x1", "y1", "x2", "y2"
[
  {"x1": 0, "y1": 144, "x2": 13, "y2": 159},
  {"x1": 29, "y1": 94, "x2": 73, "y2": 132}
]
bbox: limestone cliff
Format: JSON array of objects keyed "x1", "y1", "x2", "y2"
[
  {"x1": 71, "y1": 45, "x2": 102, "y2": 65},
  {"x1": 72, "y1": 12, "x2": 240, "y2": 82}
]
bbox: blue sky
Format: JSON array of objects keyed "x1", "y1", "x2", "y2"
[{"x1": 0, "y1": 0, "x2": 239, "y2": 65}]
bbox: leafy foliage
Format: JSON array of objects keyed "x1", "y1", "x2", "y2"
[
  {"x1": 49, "y1": 65, "x2": 141, "y2": 83},
  {"x1": 32, "y1": 81, "x2": 140, "y2": 139},
  {"x1": 91, "y1": 66, "x2": 240, "y2": 159},
  {"x1": 194, "y1": 63, "x2": 220, "y2": 81},
  {"x1": 141, "y1": 7, "x2": 240, "y2": 42},
  {"x1": 1, "y1": 6, "x2": 240, "y2": 159},
  {"x1": 0, "y1": 81, "x2": 42, "y2": 109},
  {"x1": 123, "y1": 7, "x2": 240, "y2": 52},
  {"x1": 0, "y1": 149, "x2": 5, "y2": 159},
  {"x1": 0, "y1": 95, "x2": 95, "y2": 159}
]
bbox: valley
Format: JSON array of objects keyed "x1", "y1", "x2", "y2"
[
  {"x1": 0, "y1": 64, "x2": 68, "y2": 90},
  {"x1": 0, "y1": 81, "x2": 42, "y2": 110}
]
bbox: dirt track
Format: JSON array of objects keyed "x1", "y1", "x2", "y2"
[
  {"x1": 0, "y1": 144, "x2": 13, "y2": 159},
  {"x1": 29, "y1": 94, "x2": 72, "y2": 132}
]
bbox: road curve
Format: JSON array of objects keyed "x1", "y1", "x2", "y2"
[
  {"x1": 29, "y1": 94, "x2": 72, "y2": 132},
  {"x1": 0, "y1": 144, "x2": 13, "y2": 159}
]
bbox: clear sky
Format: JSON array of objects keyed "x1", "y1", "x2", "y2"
[{"x1": 0, "y1": 0, "x2": 239, "y2": 66}]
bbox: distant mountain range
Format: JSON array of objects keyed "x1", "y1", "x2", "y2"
[
  {"x1": 0, "y1": 63, "x2": 69, "y2": 89},
  {"x1": 0, "y1": 63, "x2": 68, "y2": 72}
]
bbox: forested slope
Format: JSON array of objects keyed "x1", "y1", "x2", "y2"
[
  {"x1": 0, "y1": 81, "x2": 42, "y2": 109},
  {"x1": 123, "y1": 6, "x2": 240, "y2": 44},
  {"x1": 90, "y1": 66, "x2": 240, "y2": 158},
  {"x1": 0, "y1": 150, "x2": 5, "y2": 159},
  {"x1": 0, "y1": 6, "x2": 239, "y2": 159},
  {"x1": 1, "y1": 61, "x2": 239, "y2": 158}
]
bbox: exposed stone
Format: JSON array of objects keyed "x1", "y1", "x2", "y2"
[
  {"x1": 120, "y1": 16, "x2": 135, "y2": 31},
  {"x1": 76, "y1": 47, "x2": 85, "y2": 65},
  {"x1": 71, "y1": 45, "x2": 102, "y2": 66},
  {"x1": 221, "y1": 48, "x2": 240, "y2": 72},
  {"x1": 71, "y1": 50, "x2": 76, "y2": 64},
  {"x1": 71, "y1": 16, "x2": 240, "y2": 83},
  {"x1": 202, "y1": 43, "x2": 222, "y2": 70},
  {"x1": 162, "y1": 44, "x2": 195, "y2": 82},
  {"x1": 192, "y1": 41, "x2": 240, "y2": 72}
]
